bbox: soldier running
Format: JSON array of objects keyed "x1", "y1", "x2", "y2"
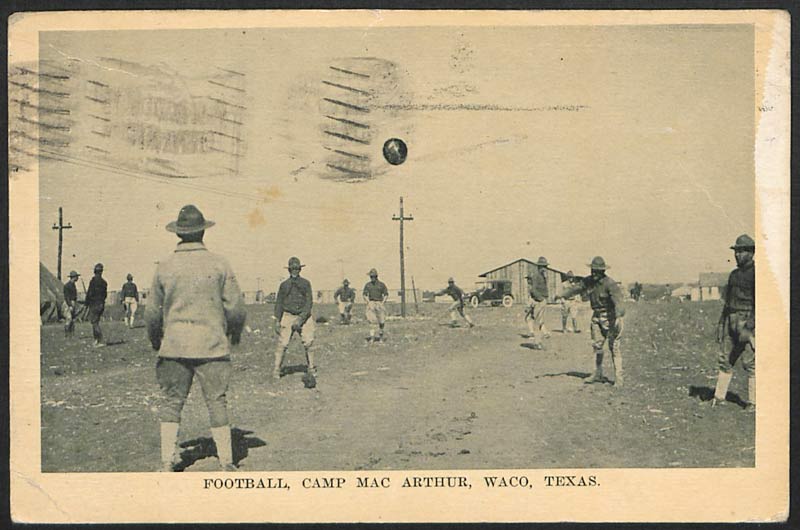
[
  {"x1": 272, "y1": 257, "x2": 316, "y2": 380},
  {"x1": 363, "y1": 268, "x2": 389, "y2": 342},
  {"x1": 712, "y1": 234, "x2": 756, "y2": 411},
  {"x1": 559, "y1": 256, "x2": 625, "y2": 387},
  {"x1": 524, "y1": 256, "x2": 550, "y2": 349},
  {"x1": 435, "y1": 277, "x2": 475, "y2": 328},
  {"x1": 334, "y1": 279, "x2": 356, "y2": 324},
  {"x1": 121, "y1": 273, "x2": 139, "y2": 328}
]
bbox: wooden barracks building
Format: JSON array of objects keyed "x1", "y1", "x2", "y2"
[{"x1": 479, "y1": 258, "x2": 565, "y2": 304}]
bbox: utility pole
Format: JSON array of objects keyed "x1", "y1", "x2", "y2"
[
  {"x1": 392, "y1": 196, "x2": 413, "y2": 317},
  {"x1": 51, "y1": 207, "x2": 72, "y2": 280}
]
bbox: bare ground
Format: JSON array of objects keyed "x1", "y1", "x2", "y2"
[{"x1": 40, "y1": 300, "x2": 755, "y2": 472}]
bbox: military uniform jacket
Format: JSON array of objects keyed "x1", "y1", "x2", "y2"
[{"x1": 724, "y1": 261, "x2": 754, "y2": 313}]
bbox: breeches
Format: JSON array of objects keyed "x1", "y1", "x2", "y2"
[
  {"x1": 156, "y1": 356, "x2": 231, "y2": 427},
  {"x1": 719, "y1": 312, "x2": 755, "y2": 374}
]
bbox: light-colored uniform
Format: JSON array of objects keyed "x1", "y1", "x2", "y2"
[{"x1": 363, "y1": 279, "x2": 389, "y2": 340}]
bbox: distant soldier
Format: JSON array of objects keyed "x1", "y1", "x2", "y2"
[
  {"x1": 363, "y1": 268, "x2": 389, "y2": 342},
  {"x1": 334, "y1": 279, "x2": 356, "y2": 324},
  {"x1": 146, "y1": 204, "x2": 246, "y2": 472},
  {"x1": 121, "y1": 273, "x2": 139, "y2": 328},
  {"x1": 560, "y1": 256, "x2": 626, "y2": 387},
  {"x1": 63, "y1": 270, "x2": 80, "y2": 336},
  {"x1": 524, "y1": 256, "x2": 550, "y2": 349},
  {"x1": 712, "y1": 234, "x2": 756, "y2": 411},
  {"x1": 85, "y1": 263, "x2": 108, "y2": 347},
  {"x1": 272, "y1": 257, "x2": 316, "y2": 380},
  {"x1": 435, "y1": 277, "x2": 475, "y2": 328},
  {"x1": 559, "y1": 270, "x2": 581, "y2": 333}
]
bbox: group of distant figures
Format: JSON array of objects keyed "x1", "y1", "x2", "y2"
[{"x1": 62, "y1": 266, "x2": 140, "y2": 347}]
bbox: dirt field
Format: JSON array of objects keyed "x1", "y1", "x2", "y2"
[{"x1": 40, "y1": 300, "x2": 755, "y2": 472}]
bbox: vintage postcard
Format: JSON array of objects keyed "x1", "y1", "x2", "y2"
[{"x1": 8, "y1": 9, "x2": 790, "y2": 523}]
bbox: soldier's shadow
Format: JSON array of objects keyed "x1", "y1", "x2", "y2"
[
  {"x1": 282, "y1": 364, "x2": 309, "y2": 376},
  {"x1": 519, "y1": 343, "x2": 544, "y2": 350},
  {"x1": 688, "y1": 385, "x2": 748, "y2": 407},
  {"x1": 174, "y1": 427, "x2": 266, "y2": 471},
  {"x1": 536, "y1": 371, "x2": 592, "y2": 380}
]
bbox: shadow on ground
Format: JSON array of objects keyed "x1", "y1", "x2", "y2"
[
  {"x1": 688, "y1": 385, "x2": 748, "y2": 408},
  {"x1": 535, "y1": 371, "x2": 592, "y2": 379},
  {"x1": 174, "y1": 427, "x2": 266, "y2": 470}
]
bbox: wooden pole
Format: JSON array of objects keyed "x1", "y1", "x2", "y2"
[
  {"x1": 51, "y1": 206, "x2": 72, "y2": 280},
  {"x1": 392, "y1": 197, "x2": 413, "y2": 317}
]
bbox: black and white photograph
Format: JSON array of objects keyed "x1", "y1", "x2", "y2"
[{"x1": 9, "y1": 9, "x2": 789, "y2": 523}]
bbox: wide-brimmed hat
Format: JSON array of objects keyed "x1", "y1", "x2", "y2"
[
  {"x1": 448, "y1": 277, "x2": 455, "y2": 283},
  {"x1": 166, "y1": 205, "x2": 215, "y2": 235},
  {"x1": 127, "y1": 273, "x2": 133, "y2": 280},
  {"x1": 536, "y1": 256, "x2": 549, "y2": 267},
  {"x1": 588, "y1": 256, "x2": 608, "y2": 270},
  {"x1": 94, "y1": 263, "x2": 104, "y2": 273},
  {"x1": 368, "y1": 268, "x2": 378, "y2": 276},
  {"x1": 343, "y1": 278, "x2": 350, "y2": 285},
  {"x1": 287, "y1": 257, "x2": 305, "y2": 270},
  {"x1": 730, "y1": 234, "x2": 755, "y2": 250},
  {"x1": 68, "y1": 270, "x2": 80, "y2": 278}
]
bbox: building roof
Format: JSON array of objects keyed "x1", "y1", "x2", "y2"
[
  {"x1": 479, "y1": 258, "x2": 538, "y2": 277},
  {"x1": 699, "y1": 272, "x2": 729, "y2": 287}
]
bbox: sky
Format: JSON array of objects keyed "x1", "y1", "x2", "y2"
[{"x1": 37, "y1": 24, "x2": 755, "y2": 292}]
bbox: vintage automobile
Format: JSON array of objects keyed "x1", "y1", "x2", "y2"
[{"x1": 468, "y1": 279, "x2": 514, "y2": 308}]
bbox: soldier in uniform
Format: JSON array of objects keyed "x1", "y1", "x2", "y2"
[
  {"x1": 435, "y1": 277, "x2": 475, "y2": 328},
  {"x1": 363, "y1": 268, "x2": 389, "y2": 342},
  {"x1": 272, "y1": 257, "x2": 316, "y2": 380},
  {"x1": 524, "y1": 256, "x2": 550, "y2": 349},
  {"x1": 63, "y1": 270, "x2": 80, "y2": 336},
  {"x1": 559, "y1": 270, "x2": 581, "y2": 333},
  {"x1": 86, "y1": 263, "x2": 108, "y2": 348},
  {"x1": 334, "y1": 279, "x2": 356, "y2": 324},
  {"x1": 146, "y1": 205, "x2": 247, "y2": 471},
  {"x1": 712, "y1": 234, "x2": 756, "y2": 411},
  {"x1": 120, "y1": 273, "x2": 140, "y2": 328},
  {"x1": 559, "y1": 256, "x2": 626, "y2": 387}
]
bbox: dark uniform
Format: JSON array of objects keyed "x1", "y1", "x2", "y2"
[
  {"x1": 436, "y1": 279, "x2": 475, "y2": 328},
  {"x1": 525, "y1": 257, "x2": 550, "y2": 349},
  {"x1": 273, "y1": 257, "x2": 315, "y2": 379},
  {"x1": 334, "y1": 280, "x2": 356, "y2": 324},
  {"x1": 713, "y1": 234, "x2": 756, "y2": 410},
  {"x1": 63, "y1": 271, "x2": 80, "y2": 336},
  {"x1": 85, "y1": 264, "x2": 107, "y2": 346},
  {"x1": 561, "y1": 256, "x2": 626, "y2": 386}
]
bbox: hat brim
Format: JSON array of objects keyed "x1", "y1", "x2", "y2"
[
  {"x1": 166, "y1": 220, "x2": 215, "y2": 234},
  {"x1": 587, "y1": 264, "x2": 609, "y2": 270},
  {"x1": 730, "y1": 245, "x2": 755, "y2": 251},
  {"x1": 286, "y1": 265, "x2": 306, "y2": 269}
]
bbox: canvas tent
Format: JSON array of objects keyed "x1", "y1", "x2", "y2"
[{"x1": 40, "y1": 262, "x2": 65, "y2": 323}]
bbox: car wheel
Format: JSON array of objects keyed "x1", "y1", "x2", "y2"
[
  {"x1": 502, "y1": 295, "x2": 514, "y2": 307},
  {"x1": 470, "y1": 296, "x2": 479, "y2": 308}
]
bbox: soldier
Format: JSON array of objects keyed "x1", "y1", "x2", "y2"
[
  {"x1": 559, "y1": 256, "x2": 625, "y2": 387},
  {"x1": 85, "y1": 263, "x2": 108, "y2": 347},
  {"x1": 120, "y1": 273, "x2": 139, "y2": 328},
  {"x1": 524, "y1": 256, "x2": 550, "y2": 349},
  {"x1": 435, "y1": 277, "x2": 475, "y2": 328},
  {"x1": 712, "y1": 234, "x2": 756, "y2": 411},
  {"x1": 272, "y1": 257, "x2": 316, "y2": 380},
  {"x1": 363, "y1": 268, "x2": 389, "y2": 342},
  {"x1": 63, "y1": 270, "x2": 80, "y2": 336},
  {"x1": 146, "y1": 205, "x2": 246, "y2": 472},
  {"x1": 334, "y1": 279, "x2": 356, "y2": 324},
  {"x1": 559, "y1": 271, "x2": 581, "y2": 333}
]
